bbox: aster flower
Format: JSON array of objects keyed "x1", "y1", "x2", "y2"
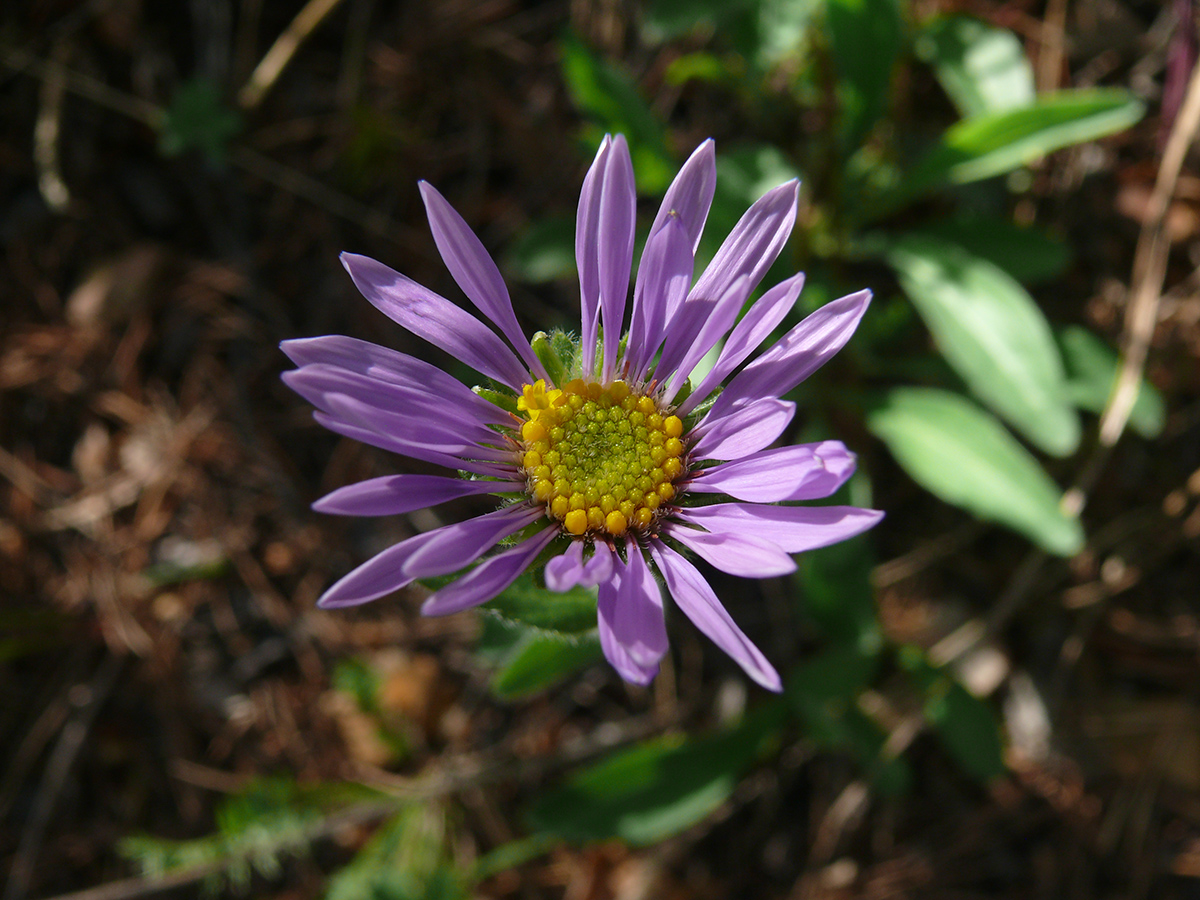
[{"x1": 282, "y1": 135, "x2": 882, "y2": 692}]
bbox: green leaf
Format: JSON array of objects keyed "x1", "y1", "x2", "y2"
[
  {"x1": 868, "y1": 388, "x2": 1084, "y2": 555},
  {"x1": 754, "y1": 0, "x2": 823, "y2": 66},
  {"x1": 159, "y1": 78, "x2": 241, "y2": 165},
  {"x1": 1059, "y1": 325, "x2": 1166, "y2": 438},
  {"x1": 491, "y1": 631, "x2": 603, "y2": 699},
  {"x1": 826, "y1": 0, "x2": 905, "y2": 148},
  {"x1": 505, "y1": 217, "x2": 576, "y2": 283},
  {"x1": 898, "y1": 648, "x2": 1006, "y2": 783},
  {"x1": 797, "y1": 536, "x2": 882, "y2": 654},
  {"x1": 560, "y1": 33, "x2": 674, "y2": 192},
  {"x1": 887, "y1": 234, "x2": 1080, "y2": 456},
  {"x1": 642, "y1": 0, "x2": 750, "y2": 41},
  {"x1": 326, "y1": 806, "x2": 463, "y2": 900},
  {"x1": 787, "y1": 647, "x2": 911, "y2": 794},
  {"x1": 528, "y1": 706, "x2": 783, "y2": 845},
  {"x1": 915, "y1": 15, "x2": 1035, "y2": 117},
  {"x1": 484, "y1": 572, "x2": 597, "y2": 635},
  {"x1": 914, "y1": 216, "x2": 1070, "y2": 285},
  {"x1": 908, "y1": 88, "x2": 1144, "y2": 191}
]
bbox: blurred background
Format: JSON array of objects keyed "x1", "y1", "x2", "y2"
[{"x1": 3, "y1": 0, "x2": 1200, "y2": 897}]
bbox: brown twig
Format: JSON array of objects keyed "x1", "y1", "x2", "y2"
[{"x1": 236, "y1": 0, "x2": 346, "y2": 110}]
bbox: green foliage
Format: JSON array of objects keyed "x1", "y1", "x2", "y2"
[
  {"x1": 886, "y1": 233, "x2": 1080, "y2": 456},
  {"x1": 797, "y1": 535, "x2": 882, "y2": 654},
  {"x1": 902, "y1": 89, "x2": 1144, "y2": 197},
  {"x1": 560, "y1": 32, "x2": 674, "y2": 192},
  {"x1": 899, "y1": 647, "x2": 1006, "y2": 782},
  {"x1": 484, "y1": 571, "x2": 597, "y2": 635},
  {"x1": 528, "y1": 704, "x2": 785, "y2": 844},
  {"x1": 868, "y1": 388, "x2": 1084, "y2": 555},
  {"x1": 913, "y1": 216, "x2": 1070, "y2": 286},
  {"x1": 159, "y1": 78, "x2": 241, "y2": 165},
  {"x1": 826, "y1": 0, "x2": 905, "y2": 148},
  {"x1": 121, "y1": 778, "x2": 384, "y2": 889},
  {"x1": 1059, "y1": 325, "x2": 1166, "y2": 438},
  {"x1": 915, "y1": 15, "x2": 1035, "y2": 117},
  {"x1": 505, "y1": 218, "x2": 577, "y2": 283},
  {"x1": 325, "y1": 805, "x2": 463, "y2": 900}
]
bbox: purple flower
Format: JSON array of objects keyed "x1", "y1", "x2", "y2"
[{"x1": 282, "y1": 135, "x2": 881, "y2": 692}]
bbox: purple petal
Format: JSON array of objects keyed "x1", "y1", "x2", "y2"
[
  {"x1": 320, "y1": 392, "x2": 514, "y2": 464},
  {"x1": 676, "y1": 503, "x2": 884, "y2": 554},
  {"x1": 690, "y1": 398, "x2": 795, "y2": 461},
  {"x1": 316, "y1": 503, "x2": 542, "y2": 608},
  {"x1": 626, "y1": 217, "x2": 693, "y2": 381},
  {"x1": 597, "y1": 546, "x2": 668, "y2": 685},
  {"x1": 313, "y1": 473, "x2": 519, "y2": 517},
  {"x1": 688, "y1": 180, "x2": 798, "y2": 307},
  {"x1": 663, "y1": 275, "x2": 752, "y2": 396},
  {"x1": 311, "y1": 409, "x2": 514, "y2": 479},
  {"x1": 418, "y1": 183, "x2": 547, "y2": 381},
  {"x1": 664, "y1": 523, "x2": 795, "y2": 577},
  {"x1": 689, "y1": 441, "x2": 856, "y2": 502},
  {"x1": 280, "y1": 336, "x2": 512, "y2": 426},
  {"x1": 340, "y1": 253, "x2": 530, "y2": 391},
  {"x1": 402, "y1": 502, "x2": 545, "y2": 580},
  {"x1": 283, "y1": 365, "x2": 501, "y2": 442},
  {"x1": 650, "y1": 139, "x2": 716, "y2": 253},
  {"x1": 598, "y1": 135, "x2": 636, "y2": 382},
  {"x1": 579, "y1": 541, "x2": 615, "y2": 587},
  {"x1": 421, "y1": 526, "x2": 558, "y2": 616},
  {"x1": 712, "y1": 289, "x2": 871, "y2": 417},
  {"x1": 544, "y1": 541, "x2": 585, "y2": 591},
  {"x1": 544, "y1": 540, "x2": 615, "y2": 592},
  {"x1": 576, "y1": 136, "x2": 612, "y2": 378},
  {"x1": 649, "y1": 542, "x2": 782, "y2": 692},
  {"x1": 678, "y1": 273, "x2": 805, "y2": 417}
]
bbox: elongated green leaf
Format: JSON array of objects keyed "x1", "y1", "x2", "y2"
[
  {"x1": 868, "y1": 388, "x2": 1084, "y2": 555},
  {"x1": 898, "y1": 647, "x2": 1006, "y2": 783},
  {"x1": 484, "y1": 572, "x2": 597, "y2": 635},
  {"x1": 827, "y1": 0, "x2": 905, "y2": 148},
  {"x1": 528, "y1": 706, "x2": 783, "y2": 845},
  {"x1": 797, "y1": 536, "x2": 882, "y2": 654},
  {"x1": 909, "y1": 89, "x2": 1144, "y2": 191},
  {"x1": 916, "y1": 216, "x2": 1070, "y2": 285},
  {"x1": 888, "y1": 234, "x2": 1080, "y2": 456},
  {"x1": 1059, "y1": 325, "x2": 1166, "y2": 438},
  {"x1": 491, "y1": 632, "x2": 602, "y2": 699},
  {"x1": 560, "y1": 33, "x2": 674, "y2": 192},
  {"x1": 915, "y1": 15, "x2": 1034, "y2": 118}
]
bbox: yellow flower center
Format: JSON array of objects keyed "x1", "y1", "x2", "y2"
[{"x1": 517, "y1": 379, "x2": 685, "y2": 537}]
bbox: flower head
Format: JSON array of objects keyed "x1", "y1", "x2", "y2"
[{"x1": 282, "y1": 135, "x2": 882, "y2": 691}]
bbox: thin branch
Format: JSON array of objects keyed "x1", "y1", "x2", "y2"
[{"x1": 237, "y1": 0, "x2": 346, "y2": 110}]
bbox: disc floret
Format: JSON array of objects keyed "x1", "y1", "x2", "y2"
[{"x1": 517, "y1": 379, "x2": 685, "y2": 537}]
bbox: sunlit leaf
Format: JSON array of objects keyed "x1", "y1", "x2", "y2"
[
  {"x1": 909, "y1": 88, "x2": 1144, "y2": 190},
  {"x1": 868, "y1": 388, "x2": 1085, "y2": 555},
  {"x1": 1059, "y1": 325, "x2": 1166, "y2": 438},
  {"x1": 887, "y1": 234, "x2": 1080, "y2": 456},
  {"x1": 915, "y1": 15, "x2": 1035, "y2": 117},
  {"x1": 915, "y1": 216, "x2": 1070, "y2": 285}
]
